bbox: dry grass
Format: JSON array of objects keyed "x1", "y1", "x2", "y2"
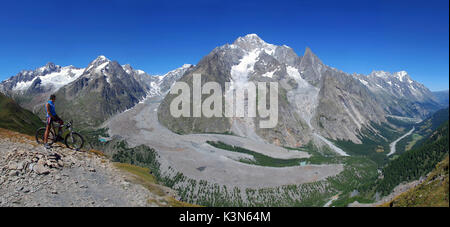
[
  {"x1": 405, "y1": 134, "x2": 423, "y2": 151},
  {"x1": 375, "y1": 145, "x2": 385, "y2": 153},
  {"x1": 88, "y1": 149, "x2": 107, "y2": 157},
  {"x1": 166, "y1": 197, "x2": 201, "y2": 207},
  {"x1": 0, "y1": 128, "x2": 36, "y2": 145},
  {"x1": 113, "y1": 162, "x2": 200, "y2": 207}
]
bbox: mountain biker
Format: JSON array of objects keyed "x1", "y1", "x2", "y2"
[{"x1": 43, "y1": 94, "x2": 64, "y2": 149}]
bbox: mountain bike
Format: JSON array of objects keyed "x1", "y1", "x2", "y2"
[{"x1": 35, "y1": 120, "x2": 85, "y2": 150}]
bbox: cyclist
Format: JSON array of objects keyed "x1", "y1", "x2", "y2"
[{"x1": 43, "y1": 94, "x2": 64, "y2": 149}]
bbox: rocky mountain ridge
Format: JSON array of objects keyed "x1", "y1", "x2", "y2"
[
  {"x1": 0, "y1": 56, "x2": 193, "y2": 128},
  {"x1": 0, "y1": 34, "x2": 442, "y2": 149},
  {"x1": 158, "y1": 34, "x2": 440, "y2": 148}
]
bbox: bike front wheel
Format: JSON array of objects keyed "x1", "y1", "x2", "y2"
[{"x1": 65, "y1": 132, "x2": 85, "y2": 150}]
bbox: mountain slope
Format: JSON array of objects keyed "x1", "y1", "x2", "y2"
[
  {"x1": 395, "y1": 107, "x2": 449, "y2": 155},
  {"x1": 158, "y1": 34, "x2": 438, "y2": 150},
  {"x1": 1, "y1": 56, "x2": 193, "y2": 129},
  {"x1": 376, "y1": 120, "x2": 449, "y2": 196},
  {"x1": 432, "y1": 90, "x2": 449, "y2": 107},
  {"x1": 52, "y1": 56, "x2": 149, "y2": 127},
  {"x1": 382, "y1": 155, "x2": 448, "y2": 207},
  {"x1": 415, "y1": 107, "x2": 449, "y2": 136},
  {"x1": 355, "y1": 71, "x2": 441, "y2": 118},
  {"x1": 0, "y1": 92, "x2": 42, "y2": 135},
  {"x1": 0, "y1": 63, "x2": 85, "y2": 112}
]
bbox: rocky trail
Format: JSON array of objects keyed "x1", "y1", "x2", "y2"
[{"x1": 0, "y1": 128, "x2": 185, "y2": 207}]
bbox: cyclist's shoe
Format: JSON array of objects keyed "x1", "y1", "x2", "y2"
[{"x1": 44, "y1": 143, "x2": 51, "y2": 149}]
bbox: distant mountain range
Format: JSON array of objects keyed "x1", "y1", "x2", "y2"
[
  {"x1": 432, "y1": 90, "x2": 449, "y2": 107},
  {"x1": 158, "y1": 34, "x2": 443, "y2": 148},
  {"x1": 0, "y1": 34, "x2": 446, "y2": 147},
  {"x1": 0, "y1": 56, "x2": 193, "y2": 128}
]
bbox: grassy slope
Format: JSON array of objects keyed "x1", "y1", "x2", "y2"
[
  {"x1": 380, "y1": 155, "x2": 449, "y2": 207},
  {"x1": 0, "y1": 93, "x2": 43, "y2": 135},
  {"x1": 327, "y1": 118, "x2": 449, "y2": 206},
  {"x1": 375, "y1": 120, "x2": 449, "y2": 196},
  {"x1": 113, "y1": 163, "x2": 200, "y2": 207}
]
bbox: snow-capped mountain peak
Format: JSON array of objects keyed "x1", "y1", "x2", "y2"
[
  {"x1": 121, "y1": 64, "x2": 133, "y2": 74},
  {"x1": 181, "y1": 64, "x2": 193, "y2": 69},
  {"x1": 159, "y1": 64, "x2": 193, "y2": 80},
  {"x1": 91, "y1": 55, "x2": 111, "y2": 66},
  {"x1": 36, "y1": 66, "x2": 84, "y2": 90},
  {"x1": 393, "y1": 70, "x2": 409, "y2": 82},
  {"x1": 148, "y1": 64, "x2": 193, "y2": 96},
  {"x1": 370, "y1": 70, "x2": 412, "y2": 83},
  {"x1": 37, "y1": 62, "x2": 60, "y2": 75},
  {"x1": 10, "y1": 65, "x2": 84, "y2": 92},
  {"x1": 235, "y1": 33, "x2": 264, "y2": 43},
  {"x1": 356, "y1": 69, "x2": 436, "y2": 104},
  {"x1": 370, "y1": 70, "x2": 391, "y2": 79},
  {"x1": 233, "y1": 33, "x2": 277, "y2": 55},
  {"x1": 86, "y1": 55, "x2": 112, "y2": 73},
  {"x1": 94, "y1": 55, "x2": 109, "y2": 63}
]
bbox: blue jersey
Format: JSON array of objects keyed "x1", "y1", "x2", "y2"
[{"x1": 46, "y1": 100, "x2": 56, "y2": 118}]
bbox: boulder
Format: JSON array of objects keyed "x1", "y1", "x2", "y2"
[{"x1": 33, "y1": 164, "x2": 50, "y2": 175}]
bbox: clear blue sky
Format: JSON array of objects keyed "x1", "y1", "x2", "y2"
[{"x1": 0, "y1": 0, "x2": 448, "y2": 90}]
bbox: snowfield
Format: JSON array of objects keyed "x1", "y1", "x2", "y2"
[{"x1": 13, "y1": 66, "x2": 84, "y2": 92}]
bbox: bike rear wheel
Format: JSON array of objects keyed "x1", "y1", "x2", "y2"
[
  {"x1": 65, "y1": 132, "x2": 84, "y2": 150},
  {"x1": 35, "y1": 127, "x2": 56, "y2": 145}
]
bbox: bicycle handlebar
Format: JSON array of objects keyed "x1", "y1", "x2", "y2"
[
  {"x1": 64, "y1": 120, "x2": 73, "y2": 128},
  {"x1": 49, "y1": 119, "x2": 73, "y2": 128}
]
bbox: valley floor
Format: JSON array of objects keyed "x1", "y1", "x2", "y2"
[
  {"x1": 388, "y1": 127, "x2": 415, "y2": 156},
  {"x1": 106, "y1": 96, "x2": 344, "y2": 190},
  {"x1": 102, "y1": 95, "x2": 389, "y2": 206}
]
